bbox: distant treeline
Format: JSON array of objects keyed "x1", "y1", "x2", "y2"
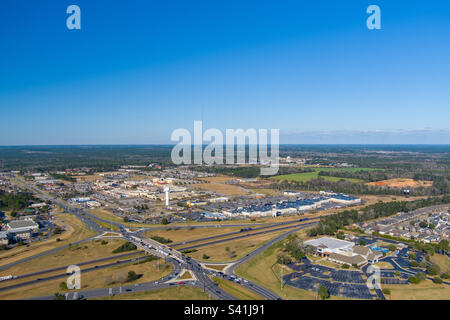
[
  {"x1": 270, "y1": 175, "x2": 449, "y2": 196},
  {"x1": 308, "y1": 195, "x2": 450, "y2": 237}
]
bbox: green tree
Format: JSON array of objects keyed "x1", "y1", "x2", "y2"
[
  {"x1": 127, "y1": 270, "x2": 139, "y2": 282},
  {"x1": 318, "y1": 286, "x2": 329, "y2": 300}
]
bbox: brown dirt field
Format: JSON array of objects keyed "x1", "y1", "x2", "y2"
[
  {"x1": 192, "y1": 183, "x2": 250, "y2": 196},
  {"x1": 367, "y1": 178, "x2": 433, "y2": 188}
]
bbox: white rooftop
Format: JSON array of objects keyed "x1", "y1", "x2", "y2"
[{"x1": 304, "y1": 237, "x2": 354, "y2": 250}]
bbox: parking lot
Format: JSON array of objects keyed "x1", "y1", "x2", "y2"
[{"x1": 283, "y1": 261, "x2": 376, "y2": 300}]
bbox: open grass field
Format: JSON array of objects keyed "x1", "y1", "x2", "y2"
[
  {"x1": 430, "y1": 254, "x2": 450, "y2": 274},
  {"x1": 373, "y1": 261, "x2": 394, "y2": 269},
  {"x1": 143, "y1": 226, "x2": 245, "y2": 244},
  {"x1": 235, "y1": 240, "x2": 317, "y2": 300},
  {"x1": 96, "y1": 285, "x2": 212, "y2": 300},
  {"x1": 0, "y1": 239, "x2": 130, "y2": 277},
  {"x1": 0, "y1": 213, "x2": 97, "y2": 268},
  {"x1": 211, "y1": 276, "x2": 265, "y2": 300},
  {"x1": 271, "y1": 167, "x2": 383, "y2": 183},
  {"x1": 185, "y1": 230, "x2": 287, "y2": 263},
  {"x1": 383, "y1": 279, "x2": 450, "y2": 300},
  {"x1": 271, "y1": 171, "x2": 363, "y2": 183},
  {"x1": 87, "y1": 209, "x2": 152, "y2": 228},
  {"x1": 0, "y1": 256, "x2": 172, "y2": 299}
]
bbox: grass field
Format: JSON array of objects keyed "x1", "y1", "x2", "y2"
[
  {"x1": 211, "y1": 276, "x2": 265, "y2": 300},
  {"x1": 0, "y1": 213, "x2": 96, "y2": 268},
  {"x1": 383, "y1": 279, "x2": 450, "y2": 300},
  {"x1": 143, "y1": 226, "x2": 245, "y2": 244},
  {"x1": 271, "y1": 167, "x2": 383, "y2": 183},
  {"x1": 0, "y1": 239, "x2": 130, "y2": 277},
  {"x1": 373, "y1": 261, "x2": 395, "y2": 269},
  {"x1": 87, "y1": 209, "x2": 150, "y2": 228},
  {"x1": 96, "y1": 285, "x2": 212, "y2": 300},
  {"x1": 430, "y1": 254, "x2": 450, "y2": 274},
  {"x1": 234, "y1": 240, "x2": 318, "y2": 300},
  {"x1": 0, "y1": 256, "x2": 172, "y2": 299},
  {"x1": 271, "y1": 168, "x2": 375, "y2": 183},
  {"x1": 185, "y1": 231, "x2": 287, "y2": 263}
]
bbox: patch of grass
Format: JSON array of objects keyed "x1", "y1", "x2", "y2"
[
  {"x1": 211, "y1": 277, "x2": 265, "y2": 300},
  {"x1": 0, "y1": 239, "x2": 129, "y2": 278},
  {"x1": 0, "y1": 255, "x2": 172, "y2": 299},
  {"x1": 383, "y1": 279, "x2": 450, "y2": 300},
  {"x1": 0, "y1": 213, "x2": 96, "y2": 268},
  {"x1": 96, "y1": 286, "x2": 212, "y2": 300},
  {"x1": 235, "y1": 240, "x2": 317, "y2": 300},
  {"x1": 185, "y1": 231, "x2": 287, "y2": 263}
]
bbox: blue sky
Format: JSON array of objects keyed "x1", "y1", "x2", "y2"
[{"x1": 1, "y1": 0, "x2": 450, "y2": 145}]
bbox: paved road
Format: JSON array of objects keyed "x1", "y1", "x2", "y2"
[
  {"x1": 5, "y1": 176, "x2": 314, "y2": 300},
  {"x1": 170, "y1": 218, "x2": 318, "y2": 247},
  {"x1": 0, "y1": 251, "x2": 143, "y2": 282},
  {"x1": 177, "y1": 222, "x2": 317, "y2": 251}
]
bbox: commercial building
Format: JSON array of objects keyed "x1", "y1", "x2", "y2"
[
  {"x1": 304, "y1": 236, "x2": 382, "y2": 267},
  {"x1": 0, "y1": 231, "x2": 9, "y2": 245},
  {"x1": 6, "y1": 219, "x2": 39, "y2": 240}
]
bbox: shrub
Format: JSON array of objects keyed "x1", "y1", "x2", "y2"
[
  {"x1": 126, "y1": 270, "x2": 139, "y2": 282},
  {"x1": 432, "y1": 277, "x2": 443, "y2": 284},
  {"x1": 427, "y1": 264, "x2": 440, "y2": 276},
  {"x1": 202, "y1": 254, "x2": 210, "y2": 260},
  {"x1": 410, "y1": 260, "x2": 419, "y2": 268},
  {"x1": 382, "y1": 288, "x2": 391, "y2": 295},
  {"x1": 318, "y1": 286, "x2": 329, "y2": 300},
  {"x1": 112, "y1": 241, "x2": 137, "y2": 253},
  {"x1": 150, "y1": 236, "x2": 172, "y2": 244},
  {"x1": 54, "y1": 293, "x2": 65, "y2": 300},
  {"x1": 342, "y1": 264, "x2": 350, "y2": 269}
]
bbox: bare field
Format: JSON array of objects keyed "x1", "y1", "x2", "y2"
[
  {"x1": 383, "y1": 280, "x2": 450, "y2": 300},
  {"x1": 367, "y1": 178, "x2": 433, "y2": 188},
  {"x1": 192, "y1": 183, "x2": 250, "y2": 196}
]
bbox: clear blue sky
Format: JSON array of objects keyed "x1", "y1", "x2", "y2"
[{"x1": 1, "y1": 0, "x2": 450, "y2": 145}]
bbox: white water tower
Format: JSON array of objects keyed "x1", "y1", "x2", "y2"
[{"x1": 164, "y1": 187, "x2": 170, "y2": 207}]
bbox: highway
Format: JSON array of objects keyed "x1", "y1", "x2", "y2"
[
  {"x1": 169, "y1": 217, "x2": 319, "y2": 247},
  {"x1": 175, "y1": 221, "x2": 317, "y2": 251},
  {"x1": 4, "y1": 175, "x2": 321, "y2": 300}
]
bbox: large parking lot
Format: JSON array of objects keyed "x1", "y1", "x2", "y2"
[{"x1": 283, "y1": 261, "x2": 376, "y2": 300}]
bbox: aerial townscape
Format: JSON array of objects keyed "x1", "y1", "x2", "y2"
[
  {"x1": 0, "y1": 145, "x2": 449, "y2": 301},
  {"x1": 1, "y1": 0, "x2": 449, "y2": 310}
]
